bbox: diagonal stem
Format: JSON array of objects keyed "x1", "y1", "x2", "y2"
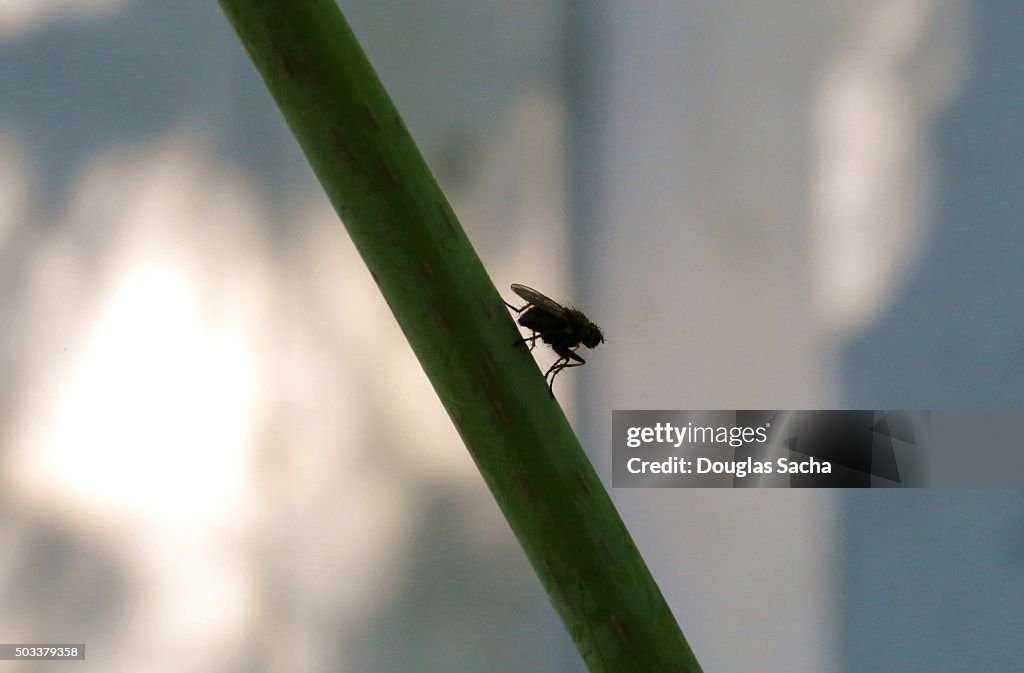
[{"x1": 217, "y1": 2, "x2": 705, "y2": 671}]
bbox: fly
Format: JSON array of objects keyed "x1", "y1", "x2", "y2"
[{"x1": 504, "y1": 283, "x2": 604, "y2": 396}]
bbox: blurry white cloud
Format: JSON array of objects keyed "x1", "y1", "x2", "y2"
[
  {"x1": 0, "y1": 0, "x2": 125, "y2": 39},
  {"x1": 0, "y1": 130, "x2": 480, "y2": 671},
  {"x1": 812, "y1": 0, "x2": 968, "y2": 334},
  {"x1": 42, "y1": 262, "x2": 256, "y2": 523},
  {"x1": 0, "y1": 138, "x2": 270, "y2": 672},
  {"x1": 9, "y1": 139, "x2": 265, "y2": 531}
]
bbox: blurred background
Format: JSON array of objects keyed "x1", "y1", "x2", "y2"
[{"x1": 2, "y1": 1, "x2": 1023, "y2": 672}]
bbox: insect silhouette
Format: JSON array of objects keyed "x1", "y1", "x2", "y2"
[{"x1": 504, "y1": 283, "x2": 604, "y2": 397}]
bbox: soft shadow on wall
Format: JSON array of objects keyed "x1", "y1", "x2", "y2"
[{"x1": 835, "y1": 3, "x2": 1024, "y2": 673}]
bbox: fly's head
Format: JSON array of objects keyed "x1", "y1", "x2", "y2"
[{"x1": 581, "y1": 321, "x2": 604, "y2": 349}]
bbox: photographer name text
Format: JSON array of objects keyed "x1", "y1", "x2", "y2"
[{"x1": 626, "y1": 456, "x2": 832, "y2": 478}]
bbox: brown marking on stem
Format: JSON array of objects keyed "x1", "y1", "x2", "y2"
[
  {"x1": 436, "y1": 202, "x2": 457, "y2": 235},
  {"x1": 479, "y1": 351, "x2": 498, "y2": 379},
  {"x1": 610, "y1": 615, "x2": 630, "y2": 645},
  {"x1": 544, "y1": 557, "x2": 569, "y2": 605},
  {"x1": 362, "y1": 100, "x2": 383, "y2": 131},
  {"x1": 428, "y1": 300, "x2": 452, "y2": 337},
  {"x1": 514, "y1": 471, "x2": 530, "y2": 503},
  {"x1": 380, "y1": 154, "x2": 400, "y2": 188},
  {"x1": 270, "y1": 43, "x2": 299, "y2": 79},
  {"x1": 419, "y1": 258, "x2": 436, "y2": 281},
  {"x1": 488, "y1": 393, "x2": 511, "y2": 426},
  {"x1": 576, "y1": 468, "x2": 593, "y2": 496},
  {"x1": 329, "y1": 128, "x2": 355, "y2": 167}
]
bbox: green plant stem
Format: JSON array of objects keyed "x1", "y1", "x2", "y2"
[{"x1": 218, "y1": 2, "x2": 704, "y2": 671}]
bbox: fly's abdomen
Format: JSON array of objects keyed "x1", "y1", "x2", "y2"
[{"x1": 517, "y1": 308, "x2": 563, "y2": 334}]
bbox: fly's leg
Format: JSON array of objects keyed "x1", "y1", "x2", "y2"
[
  {"x1": 514, "y1": 332, "x2": 541, "y2": 351},
  {"x1": 505, "y1": 298, "x2": 538, "y2": 349},
  {"x1": 544, "y1": 349, "x2": 586, "y2": 398},
  {"x1": 544, "y1": 360, "x2": 586, "y2": 397}
]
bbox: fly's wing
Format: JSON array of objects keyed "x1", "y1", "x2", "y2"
[{"x1": 510, "y1": 284, "x2": 568, "y2": 318}]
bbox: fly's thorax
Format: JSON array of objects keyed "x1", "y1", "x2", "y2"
[{"x1": 563, "y1": 308, "x2": 602, "y2": 347}]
